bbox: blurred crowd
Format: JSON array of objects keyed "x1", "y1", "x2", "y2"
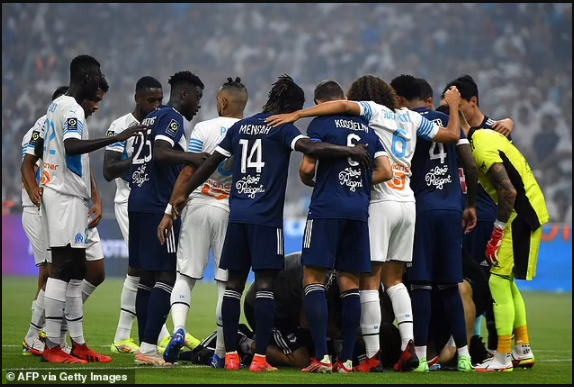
[{"x1": 2, "y1": 3, "x2": 572, "y2": 222}]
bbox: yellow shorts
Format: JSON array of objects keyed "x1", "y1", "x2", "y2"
[{"x1": 492, "y1": 215, "x2": 542, "y2": 281}]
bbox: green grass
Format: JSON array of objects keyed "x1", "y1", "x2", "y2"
[{"x1": 2, "y1": 277, "x2": 572, "y2": 384}]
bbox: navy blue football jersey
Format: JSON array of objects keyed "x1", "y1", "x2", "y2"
[
  {"x1": 128, "y1": 106, "x2": 187, "y2": 213},
  {"x1": 215, "y1": 113, "x2": 306, "y2": 228},
  {"x1": 306, "y1": 115, "x2": 385, "y2": 222},
  {"x1": 410, "y1": 107, "x2": 466, "y2": 213},
  {"x1": 468, "y1": 115, "x2": 512, "y2": 222}
]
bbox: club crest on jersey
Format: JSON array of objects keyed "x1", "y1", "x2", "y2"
[
  {"x1": 166, "y1": 119, "x2": 180, "y2": 137},
  {"x1": 65, "y1": 118, "x2": 78, "y2": 132}
]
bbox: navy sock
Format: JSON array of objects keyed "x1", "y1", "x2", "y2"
[
  {"x1": 142, "y1": 282, "x2": 172, "y2": 345},
  {"x1": 254, "y1": 291, "x2": 276, "y2": 356},
  {"x1": 304, "y1": 284, "x2": 328, "y2": 360},
  {"x1": 339, "y1": 289, "x2": 361, "y2": 363},
  {"x1": 411, "y1": 286, "x2": 432, "y2": 347},
  {"x1": 222, "y1": 289, "x2": 242, "y2": 353},
  {"x1": 440, "y1": 285, "x2": 468, "y2": 348},
  {"x1": 135, "y1": 284, "x2": 152, "y2": 344}
]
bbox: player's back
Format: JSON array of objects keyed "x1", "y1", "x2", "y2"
[
  {"x1": 410, "y1": 108, "x2": 465, "y2": 213},
  {"x1": 106, "y1": 113, "x2": 140, "y2": 205},
  {"x1": 188, "y1": 116, "x2": 239, "y2": 211},
  {"x1": 356, "y1": 102, "x2": 438, "y2": 203},
  {"x1": 471, "y1": 129, "x2": 549, "y2": 229},
  {"x1": 307, "y1": 114, "x2": 381, "y2": 221},
  {"x1": 215, "y1": 113, "x2": 305, "y2": 228},
  {"x1": 43, "y1": 95, "x2": 91, "y2": 199},
  {"x1": 128, "y1": 105, "x2": 187, "y2": 213}
]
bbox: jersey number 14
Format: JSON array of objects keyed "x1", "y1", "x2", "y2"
[{"x1": 239, "y1": 139, "x2": 265, "y2": 173}]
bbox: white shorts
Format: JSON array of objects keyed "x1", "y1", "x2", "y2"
[
  {"x1": 86, "y1": 228, "x2": 104, "y2": 262},
  {"x1": 22, "y1": 207, "x2": 50, "y2": 266},
  {"x1": 114, "y1": 202, "x2": 129, "y2": 246},
  {"x1": 177, "y1": 203, "x2": 229, "y2": 282},
  {"x1": 369, "y1": 201, "x2": 416, "y2": 264}
]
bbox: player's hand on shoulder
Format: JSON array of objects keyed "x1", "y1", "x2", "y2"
[
  {"x1": 492, "y1": 119, "x2": 513, "y2": 137},
  {"x1": 157, "y1": 214, "x2": 174, "y2": 245},
  {"x1": 444, "y1": 86, "x2": 461, "y2": 106},
  {"x1": 265, "y1": 112, "x2": 300, "y2": 127},
  {"x1": 462, "y1": 207, "x2": 478, "y2": 234},
  {"x1": 349, "y1": 143, "x2": 372, "y2": 170},
  {"x1": 115, "y1": 125, "x2": 148, "y2": 141}
]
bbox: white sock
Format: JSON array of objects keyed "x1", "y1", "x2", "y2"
[
  {"x1": 44, "y1": 278, "x2": 68, "y2": 348},
  {"x1": 26, "y1": 290, "x2": 46, "y2": 339},
  {"x1": 171, "y1": 274, "x2": 196, "y2": 332},
  {"x1": 215, "y1": 281, "x2": 226, "y2": 358},
  {"x1": 387, "y1": 283, "x2": 414, "y2": 351},
  {"x1": 360, "y1": 290, "x2": 381, "y2": 358},
  {"x1": 158, "y1": 324, "x2": 170, "y2": 345},
  {"x1": 457, "y1": 345, "x2": 470, "y2": 359},
  {"x1": 66, "y1": 279, "x2": 85, "y2": 345},
  {"x1": 140, "y1": 342, "x2": 157, "y2": 354},
  {"x1": 81, "y1": 280, "x2": 97, "y2": 304},
  {"x1": 415, "y1": 346, "x2": 427, "y2": 361},
  {"x1": 60, "y1": 320, "x2": 68, "y2": 347},
  {"x1": 114, "y1": 275, "x2": 139, "y2": 343}
]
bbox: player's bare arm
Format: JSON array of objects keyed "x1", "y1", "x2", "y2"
[
  {"x1": 372, "y1": 155, "x2": 392, "y2": 185},
  {"x1": 21, "y1": 154, "x2": 42, "y2": 207},
  {"x1": 295, "y1": 138, "x2": 372, "y2": 170},
  {"x1": 266, "y1": 100, "x2": 361, "y2": 127},
  {"x1": 89, "y1": 170, "x2": 103, "y2": 229},
  {"x1": 64, "y1": 125, "x2": 147, "y2": 156},
  {"x1": 432, "y1": 87, "x2": 462, "y2": 144},
  {"x1": 487, "y1": 163, "x2": 517, "y2": 223},
  {"x1": 457, "y1": 144, "x2": 478, "y2": 233},
  {"x1": 299, "y1": 156, "x2": 317, "y2": 187},
  {"x1": 103, "y1": 151, "x2": 133, "y2": 182},
  {"x1": 492, "y1": 118, "x2": 514, "y2": 137},
  {"x1": 153, "y1": 140, "x2": 208, "y2": 168}
]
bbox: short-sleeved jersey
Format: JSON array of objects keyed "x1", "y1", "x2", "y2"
[
  {"x1": 215, "y1": 113, "x2": 307, "y2": 228},
  {"x1": 470, "y1": 129, "x2": 549, "y2": 230},
  {"x1": 105, "y1": 113, "x2": 139, "y2": 204},
  {"x1": 306, "y1": 115, "x2": 386, "y2": 222},
  {"x1": 410, "y1": 107, "x2": 468, "y2": 213},
  {"x1": 187, "y1": 116, "x2": 239, "y2": 212},
  {"x1": 42, "y1": 95, "x2": 91, "y2": 199},
  {"x1": 21, "y1": 116, "x2": 45, "y2": 208},
  {"x1": 355, "y1": 102, "x2": 440, "y2": 203},
  {"x1": 128, "y1": 106, "x2": 188, "y2": 214}
]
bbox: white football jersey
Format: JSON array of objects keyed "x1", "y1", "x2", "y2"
[
  {"x1": 42, "y1": 95, "x2": 91, "y2": 199},
  {"x1": 105, "y1": 113, "x2": 139, "y2": 204},
  {"x1": 21, "y1": 115, "x2": 46, "y2": 208},
  {"x1": 187, "y1": 116, "x2": 239, "y2": 212},
  {"x1": 356, "y1": 102, "x2": 440, "y2": 203}
]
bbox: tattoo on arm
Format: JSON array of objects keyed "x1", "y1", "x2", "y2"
[{"x1": 487, "y1": 163, "x2": 516, "y2": 223}]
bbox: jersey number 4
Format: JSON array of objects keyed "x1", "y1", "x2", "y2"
[
  {"x1": 429, "y1": 142, "x2": 447, "y2": 164},
  {"x1": 239, "y1": 139, "x2": 265, "y2": 173}
]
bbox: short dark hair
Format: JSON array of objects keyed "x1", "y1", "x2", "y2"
[
  {"x1": 314, "y1": 80, "x2": 345, "y2": 102},
  {"x1": 444, "y1": 75, "x2": 479, "y2": 105},
  {"x1": 69, "y1": 55, "x2": 100, "y2": 83},
  {"x1": 136, "y1": 76, "x2": 162, "y2": 93},
  {"x1": 418, "y1": 78, "x2": 434, "y2": 101},
  {"x1": 436, "y1": 104, "x2": 450, "y2": 115},
  {"x1": 262, "y1": 74, "x2": 305, "y2": 114},
  {"x1": 347, "y1": 75, "x2": 397, "y2": 111},
  {"x1": 99, "y1": 75, "x2": 109, "y2": 93},
  {"x1": 168, "y1": 71, "x2": 205, "y2": 91},
  {"x1": 390, "y1": 75, "x2": 421, "y2": 102},
  {"x1": 52, "y1": 86, "x2": 68, "y2": 101},
  {"x1": 221, "y1": 77, "x2": 246, "y2": 92}
]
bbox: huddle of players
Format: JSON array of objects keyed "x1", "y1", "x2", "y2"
[{"x1": 20, "y1": 53, "x2": 547, "y2": 374}]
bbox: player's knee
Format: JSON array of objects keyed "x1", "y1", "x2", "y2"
[
  {"x1": 50, "y1": 247, "x2": 74, "y2": 282},
  {"x1": 438, "y1": 283, "x2": 458, "y2": 292},
  {"x1": 227, "y1": 271, "x2": 249, "y2": 294},
  {"x1": 139, "y1": 271, "x2": 155, "y2": 288},
  {"x1": 155, "y1": 271, "x2": 176, "y2": 288},
  {"x1": 127, "y1": 266, "x2": 140, "y2": 277},
  {"x1": 254, "y1": 270, "x2": 279, "y2": 292},
  {"x1": 411, "y1": 283, "x2": 432, "y2": 292},
  {"x1": 458, "y1": 281, "x2": 473, "y2": 301}
]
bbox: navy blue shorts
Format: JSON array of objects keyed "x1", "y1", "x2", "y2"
[
  {"x1": 128, "y1": 212, "x2": 181, "y2": 272},
  {"x1": 463, "y1": 221, "x2": 493, "y2": 275},
  {"x1": 410, "y1": 210, "x2": 463, "y2": 284},
  {"x1": 301, "y1": 219, "x2": 371, "y2": 274},
  {"x1": 220, "y1": 223, "x2": 285, "y2": 273}
]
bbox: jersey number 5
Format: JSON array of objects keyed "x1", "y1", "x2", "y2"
[{"x1": 239, "y1": 139, "x2": 265, "y2": 173}]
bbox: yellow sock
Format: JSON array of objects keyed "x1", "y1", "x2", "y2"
[
  {"x1": 498, "y1": 335, "x2": 513, "y2": 356},
  {"x1": 514, "y1": 326, "x2": 530, "y2": 346}
]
